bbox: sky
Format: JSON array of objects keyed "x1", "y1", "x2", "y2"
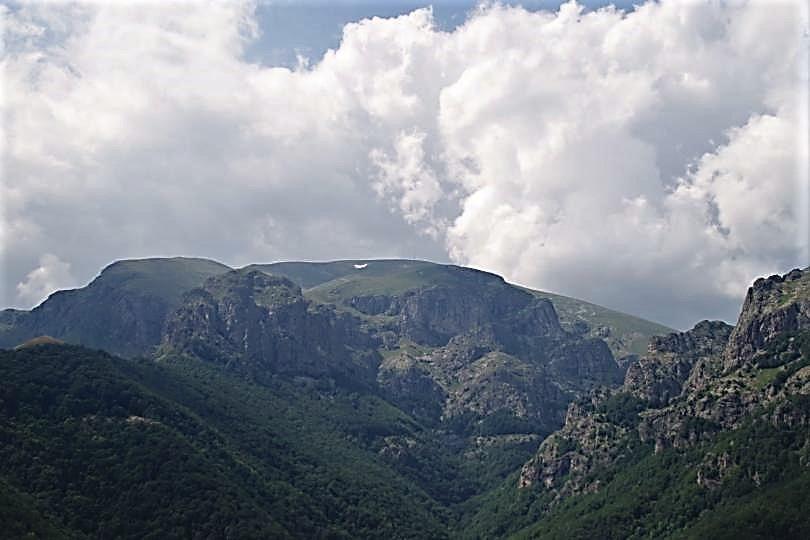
[
  {"x1": 1, "y1": 0, "x2": 808, "y2": 330},
  {"x1": 245, "y1": 1, "x2": 639, "y2": 67}
]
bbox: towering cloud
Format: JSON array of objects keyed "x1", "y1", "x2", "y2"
[{"x1": 2, "y1": 1, "x2": 807, "y2": 328}]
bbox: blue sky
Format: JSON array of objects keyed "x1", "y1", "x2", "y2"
[{"x1": 247, "y1": 1, "x2": 640, "y2": 66}]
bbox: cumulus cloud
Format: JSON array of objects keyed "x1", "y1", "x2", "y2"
[
  {"x1": 1, "y1": 0, "x2": 807, "y2": 328},
  {"x1": 15, "y1": 254, "x2": 75, "y2": 307},
  {"x1": 439, "y1": 1, "x2": 808, "y2": 327},
  {"x1": 371, "y1": 130, "x2": 444, "y2": 235},
  {"x1": 389, "y1": 0, "x2": 807, "y2": 328}
]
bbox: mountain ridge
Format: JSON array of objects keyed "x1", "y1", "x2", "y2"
[{"x1": 1, "y1": 257, "x2": 673, "y2": 360}]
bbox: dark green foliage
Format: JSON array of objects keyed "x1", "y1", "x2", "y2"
[
  {"x1": 0, "y1": 344, "x2": 449, "y2": 539},
  {"x1": 678, "y1": 473, "x2": 810, "y2": 540},
  {"x1": 0, "y1": 478, "x2": 77, "y2": 539},
  {"x1": 458, "y1": 438, "x2": 543, "y2": 498},
  {"x1": 445, "y1": 411, "x2": 481, "y2": 435},
  {"x1": 455, "y1": 471, "x2": 553, "y2": 540},
  {"x1": 596, "y1": 392, "x2": 649, "y2": 428},
  {"x1": 509, "y1": 404, "x2": 810, "y2": 540},
  {"x1": 476, "y1": 410, "x2": 548, "y2": 437},
  {"x1": 3, "y1": 308, "x2": 808, "y2": 539}
]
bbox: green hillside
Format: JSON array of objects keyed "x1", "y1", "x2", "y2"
[
  {"x1": 246, "y1": 259, "x2": 433, "y2": 289},
  {"x1": 0, "y1": 258, "x2": 232, "y2": 357},
  {"x1": 0, "y1": 344, "x2": 450, "y2": 538},
  {"x1": 528, "y1": 289, "x2": 674, "y2": 357},
  {"x1": 90, "y1": 257, "x2": 232, "y2": 305}
]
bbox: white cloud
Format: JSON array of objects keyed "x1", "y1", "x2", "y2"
[
  {"x1": 371, "y1": 130, "x2": 444, "y2": 235},
  {"x1": 1, "y1": 0, "x2": 807, "y2": 328},
  {"x1": 437, "y1": 1, "x2": 807, "y2": 328},
  {"x1": 15, "y1": 254, "x2": 75, "y2": 307}
]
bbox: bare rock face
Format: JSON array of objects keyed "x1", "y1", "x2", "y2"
[
  {"x1": 344, "y1": 267, "x2": 565, "y2": 349},
  {"x1": 628, "y1": 270, "x2": 810, "y2": 451},
  {"x1": 161, "y1": 265, "x2": 623, "y2": 439},
  {"x1": 696, "y1": 451, "x2": 735, "y2": 489},
  {"x1": 441, "y1": 350, "x2": 569, "y2": 432},
  {"x1": 518, "y1": 388, "x2": 638, "y2": 494},
  {"x1": 376, "y1": 295, "x2": 620, "y2": 432},
  {"x1": 349, "y1": 294, "x2": 402, "y2": 316},
  {"x1": 377, "y1": 330, "x2": 572, "y2": 432},
  {"x1": 395, "y1": 282, "x2": 563, "y2": 347},
  {"x1": 161, "y1": 270, "x2": 377, "y2": 383},
  {"x1": 348, "y1": 268, "x2": 623, "y2": 432},
  {"x1": 1, "y1": 285, "x2": 173, "y2": 359},
  {"x1": 725, "y1": 268, "x2": 810, "y2": 370},
  {"x1": 625, "y1": 320, "x2": 733, "y2": 407},
  {"x1": 546, "y1": 338, "x2": 621, "y2": 389},
  {"x1": 376, "y1": 354, "x2": 447, "y2": 421},
  {"x1": 518, "y1": 316, "x2": 737, "y2": 496}
]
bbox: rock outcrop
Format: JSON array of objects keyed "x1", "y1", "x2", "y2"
[
  {"x1": 332, "y1": 267, "x2": 625, "y2": 432},
  {"x1": 518, "y1": 388, "x2": 637, "y2": 494},
  {"x1": 519, "y1": 267, "x2": 810, "y2": 501},
  {"x1": 625, "y1": 320, "x2": 732, "y2": 407},
  {"x1": 0, "y1": 257, "x2": 231, "y2": 357},
  {"x1": 161, "y1": 270, "x2": 379, "y2": 383},
  {"x1": 342, "y1": 267, "x2": 565, "y2": 349},
  {"x1": 725, "y1": 268, "x2": 810, "y2": 370},
  {"x1": 365, "y1": 271, "x2": 622, "y2": 433},
  {"x1": 396, "y1": 283, "x2": 562, "y2": 347}
]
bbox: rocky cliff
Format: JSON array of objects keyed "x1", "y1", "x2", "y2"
[
  {"x1": 519, "y1": 267, "x2": 810, "y2": 501},
  {"x1": 625, "y1": 320, "x2": 733, "y2": 407},
  {"x1": 360, "y1": 274, "x2": 621, "y2": 434},
  {"x1": 160, "y1": 269, "x2": 378, "y2": 383},
  {"x1": 725, "y1": 268, "x2": 810, "y2": 370},
  {"x1": 157, "y1": 263, "x2": 623, "y2": 438},
  {"x1": 0, "y1": 258, "x2": 231, "y2": 358}
]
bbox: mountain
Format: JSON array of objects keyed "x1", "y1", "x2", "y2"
[
  {"x1": 463, "y1": 267, "x2": 810, "y2": 539},
  {"x1": 1, "y1": 258, "x2": 671, "y2": 362},
  {"x1": 0, "y1": 257, "x2": 230, "y2": 358},
  {"x1": 0, "y1": 265, "x2": 622, "y2": 537},
  {"x1": 11, "y1": 256, "x2": 764, "y2": 539},
  {"x1": 248, "y1": 259, "x2": 673, "y2": 359},
  {"x1": 158, "y1": 269, "x2": 379, "y2": 384},
  {"x1": 159, "y1": 265, "x2": 622, "y2": 438},
  {"x1": 0, "y1": 256, "x2": 669, "y2": 538}
]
